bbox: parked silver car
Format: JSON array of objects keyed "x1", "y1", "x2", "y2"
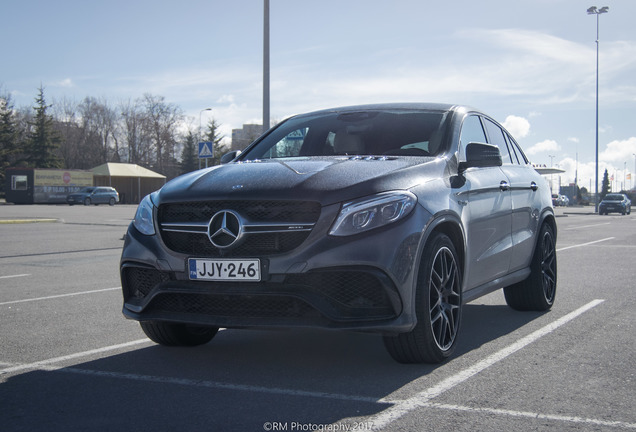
[
  {"x1": 558, "y1": 195, "x2": 569, "y2": 207},
  {"x1": 120, "y1": 103, "x2": 557, "y2": 363},
  {"x1": 67, "y1": 187, "x2": 119, "y2": 206}
]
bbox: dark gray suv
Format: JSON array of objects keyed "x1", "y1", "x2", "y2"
[{"x1": 120, "y1": 103, "x2": 557, "y2": 363}]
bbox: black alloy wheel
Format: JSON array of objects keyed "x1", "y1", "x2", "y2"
[
  {"x1": 384, "y1": 232, "x2": 462, "y2": 363},
  {"x1": 504, "y1": 224, "x2": 557, "y2": 311}
]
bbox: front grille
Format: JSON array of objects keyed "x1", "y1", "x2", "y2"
[
  {"x1": 286, "y1": 271, "x2": 392, "y2": 310},
  {"x1": 122, "y1": 266, "x2": 171, "y2": 299},
  {"x1": 158, "y1": 200, "x2": 321, "y2": 257},
  {"x1": 148, "y1": 294, "x2": 315, "y2": 319},
  {"x1": 124, "y1": 266, "x2": 399, "y2": 324}
]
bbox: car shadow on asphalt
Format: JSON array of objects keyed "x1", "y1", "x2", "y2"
[{"x1": 0, "y1": 302, "x2": 547, "y2": 430}]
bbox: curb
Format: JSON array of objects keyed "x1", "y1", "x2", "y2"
[{"x1": 0, "y1": 219, "x2": 59, "y2": 224}]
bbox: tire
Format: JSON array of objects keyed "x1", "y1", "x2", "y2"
[
  {"x1": 504, "y1": 224, "x2": 557, "y2": 311},
  {"x1": 384, "y1": 232, "x2": 462, "y2": 364},
  {"x1": 83, "y1": 198, "x2": 91, "y2": 206},
  {"x1": 140, "y1": 321, "x2": 219, "y2": 346},
  {"x1": 109, "y1": 197, "x2": 115, "y2": 206}
]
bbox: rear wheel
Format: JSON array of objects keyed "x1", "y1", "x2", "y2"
[
  {"x1": 384, "y1": 232, "x2": 462, "y2": 363},
  {"x1": 504, "y1": 223, "x2": 557, "y2": 311},
  {"x1": 140, "y1": 321, "x2": 219, "y2": 346}
]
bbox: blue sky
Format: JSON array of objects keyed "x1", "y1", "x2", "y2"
[{"x1": 2, "y1": 0, "x2": 636, "y2": 191}]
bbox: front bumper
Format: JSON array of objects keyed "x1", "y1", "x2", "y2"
[
  {"x1": 600, "y1": 204, "x2": 625, "y2": 213},
  {"x1": 120, "y1": 204, "x2": 430, "y2": 333}
]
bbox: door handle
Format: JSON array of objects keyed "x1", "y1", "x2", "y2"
[
  {"x1": 500, "y1": 181, "x2": 509, "y2": 191},
  {"x1": 530, "y1": 181, "x2": 538, "y2": 191}
]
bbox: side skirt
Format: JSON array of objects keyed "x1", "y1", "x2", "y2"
[{"x1": 462, "y1": 267, "x2": 531, "y2": 304}]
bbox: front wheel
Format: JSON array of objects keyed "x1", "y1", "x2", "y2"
[
  {"x1": 83, "y1": 198, "x2": 91, "y2": 206},
  {"x1": 140, "y1": 321, "x2": 219, "y2": 346},
  {"x1": 384, "y1": 232, "x2": 462, "y2": 364},
  {"x1": 504, "y1": 223, "x2": 557, "y2": 311}
]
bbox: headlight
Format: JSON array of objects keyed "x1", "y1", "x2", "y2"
[
  {"x1": 329, "y1": 191, "x2": 417, "y2": 236},
  {"x1": 133, "y1": 193, "x2": 157, "y2": 235}
]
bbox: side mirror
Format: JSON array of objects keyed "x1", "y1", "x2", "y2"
[
  {"x1": 220, "y1": 150, "x2": 241, "y2": 164},
  {"x1": 458, "y1": 142, "x2": 502, "y2": 172}
]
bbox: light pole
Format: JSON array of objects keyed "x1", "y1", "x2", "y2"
[
  {"x1": 263, "y1": 0, "x2": 270, "y2": 134},
  {"x1": 549, "y1": 154, "x2": 555, "y2": 195},
  {"x1": 587, "y1": 6, "x2": 609, "y2": 212}
]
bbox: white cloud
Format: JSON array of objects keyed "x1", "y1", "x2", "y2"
[
  {"x1": 526, "y1": 139, "x2": 561, "y2": 156},
  {"x1": 216, "y1": 94, "x2": 235, "y2": 104},
  {"x1": 502, "y1": 115, "x2": 530, "y2": 140},
  {"x1": 600, "y1": 137, "x2": 636, "y2": 163},
  {"x1": 54, "y1": 78, "x2": 73, "y2": 88}
]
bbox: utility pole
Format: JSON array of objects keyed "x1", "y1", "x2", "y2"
[{"x1": 263, "y1": 0, "x2": 270, "y2": 134}]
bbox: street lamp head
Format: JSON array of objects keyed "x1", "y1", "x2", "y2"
[{"x1": 587, "y1": 6, "x2": 609, "y2": 14}]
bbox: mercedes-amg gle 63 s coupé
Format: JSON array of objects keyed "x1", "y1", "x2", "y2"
[{"x1": 120, "y1": 103, "x2": 557, "y2": 363}]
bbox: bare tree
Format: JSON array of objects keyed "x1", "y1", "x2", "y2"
[
  {"x1": 50, "y1": 97, "x2": 82, "y2": 169},
  {"x1": 142, "y1": 94, "x2": 183, "y2": 174},
  {"x1": 119, "y1": 98, "x2": 150, "y2": 165}
]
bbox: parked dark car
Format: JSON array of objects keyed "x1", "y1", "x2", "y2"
[
  {"x1": 120, "y1": 103, "x2": 557, "y2": 364},
  {"x1": 552, "y1": 194, "x2": 559, "y2": 206},
  {"x1": 67, "y1": 186, "x2": 119, "y2": 206},
  {"x1": 599, "y1": 193, "x2": 631, "y2": 215}
]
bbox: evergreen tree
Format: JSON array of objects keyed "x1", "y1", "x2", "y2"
[
  {"x1": 600, "y1": 169, "x2": 611, "y2": 200},
  {"x1": 26, "y1": 86, "x2": 62, "y2": 168},
  {"x1": 180, "y1": 131, "x2": 198, "y2": 174},
  {"x1": 0, "y1": 95, "x2": 18, "y2": 193},
  {"x1": 204, "y1": 118, "x2": 227, "y2": 166}
]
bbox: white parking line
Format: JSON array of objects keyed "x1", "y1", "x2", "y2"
[
  {"x1": 557, "y1": 237, "x2": 614, "y2": 252},
  {"x1": 0, "y1": 287, "x2": 120, "y2": 306},
  {"x1": 564, "y1": 222, "x2": 610, "y2": 230},
  {"x1": 0, "y1": 339, "x2": 151, "y2": 375},
  {"x1": 0, "y1": 274, "x2": 30, "y2": 280},
  {"x1": 424, "y1": 402, "x2": 636, "y2": 430},
  {"x1": 370, "y1": 299, "x2": 605, "y2": 429},
  {"x1": 1, "y1": 299, "x2": 628, "y2": 429}
]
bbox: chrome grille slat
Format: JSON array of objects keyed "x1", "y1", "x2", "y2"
[{"x1": 157, "y1": 200, "x2": 321, "y2": 257}]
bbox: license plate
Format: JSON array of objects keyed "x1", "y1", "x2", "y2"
[{"x1": 188, "y1": 258, "x2": 261, "y2": 281}]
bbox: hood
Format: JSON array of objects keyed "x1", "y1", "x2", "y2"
[{"x1": 157, "y1": 157, "x2": 446, "y2": 205}]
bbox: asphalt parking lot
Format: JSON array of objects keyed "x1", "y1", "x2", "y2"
[{"x1": 0, "y1": 203, "x2": 634, "y2": 431}]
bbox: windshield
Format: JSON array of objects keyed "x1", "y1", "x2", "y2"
[
  {"x1": 242, "y1": 109, "x2": 449, "y2": 160},
  {"x1": 80, "y1": 187, "x2": 96, "y2": 193},
  {"x1": 604, "y1": 194, "x2": 623, "y2": 201}
]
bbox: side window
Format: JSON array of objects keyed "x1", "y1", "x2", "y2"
[
  {"x1": 459, "y1": 115, "x2": 487, "y2": 150},
  {"x1": 506, "y1": 133, "x2": 529, "y2": 165},
  {"x1": 262, "y1": 128, "x2": 307, "y2": 158},
  {"x1": 12, "y1": 175, "x2": 28, "y2": 191},
  {"x1": 505, "y1": 133, "x2": 521, "y2": 164},
  {"x1": 483, "y1": 119, "x2": 512, "y2": 164}
]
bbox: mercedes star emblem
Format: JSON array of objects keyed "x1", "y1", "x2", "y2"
[{"x1": 208, "y1": 210, "x2": 242, "y2": 248}]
